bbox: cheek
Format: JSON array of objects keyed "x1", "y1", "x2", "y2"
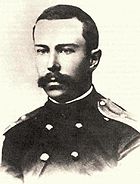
[
  {"x1": 35, "y1": 56, "x2": 49, "y2": 76},
  {"x1": 60, "y1": 54, "x2": 88, "y2": 76}
]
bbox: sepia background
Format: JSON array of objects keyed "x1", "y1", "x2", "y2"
[{"x1": 0, "y1": 0, "x2": 140, "y2": 133}]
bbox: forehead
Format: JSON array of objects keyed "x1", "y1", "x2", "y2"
[{"x1": 34, "y1": 18, "x2": 85, "y2": 45}]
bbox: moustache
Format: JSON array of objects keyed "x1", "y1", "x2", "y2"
[{"x1": 37, "y1": 73, "x2": 73, "y2": 88}]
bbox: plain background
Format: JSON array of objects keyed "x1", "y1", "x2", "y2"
[
  {"x1": 0, "y1": 0, "x2": 140, "y2": 132},
  {"x1": 0, "y1": 1, "x2": 140, "y2": 183}
]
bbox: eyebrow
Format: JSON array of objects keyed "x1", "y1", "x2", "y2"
[
  {"x1": 56, "y1": 44, "x2": 79, "y2": 49},
  {"x1": 34, "y1": 43, "x2": 79, "y2": 49},
  {"x1": 34, "y1": 44, "x2": 49, "y2": 49}
]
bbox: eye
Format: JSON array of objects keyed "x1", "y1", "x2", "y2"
[
  {"x1": 36, "y1": 48, "x2": 49, "y2": 55},
  {"x1": 59, "y1": 48, "x2": 75, "y2": 55}
]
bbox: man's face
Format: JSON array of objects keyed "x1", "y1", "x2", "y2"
[{"x1": 34, "y1": 18, "x2": 92, "y2": 102}]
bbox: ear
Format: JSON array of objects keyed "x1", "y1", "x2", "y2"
[{"x1": 89, "y1": 49, "x2": 102, "y2": 72}]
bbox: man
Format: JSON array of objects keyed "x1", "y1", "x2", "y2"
[{"x1": 1, "y1": 4, "x2": 140, "y2": 180}]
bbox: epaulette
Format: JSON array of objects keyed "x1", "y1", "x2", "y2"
[
  {"x1": 97, "y1": 98, "x2": 140, "y2": 132},
  {"x1": 3, "y1": 106, "x2": 43, "y2": 135}
]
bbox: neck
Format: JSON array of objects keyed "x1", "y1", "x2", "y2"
[{"x1": 49, "y1": 85, "x2": 93, "y2": 104}]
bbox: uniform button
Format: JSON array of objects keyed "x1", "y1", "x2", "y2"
[
  {"x1": 40, "y1": 153, "x2": 49, "y2": 161},
  {"x1": 100, "y1": 100, "x2": 106, "y2": 106},
  {"x1": 20, "y1": 115, "x2": 26, "y2": 121},
  {"x1": 71, "y1": 151, "x2": 79, "y2": 158},
  {"x1": 104, "y1": 117, "x2": 109, "y2": 121},
  {"x1": 120, "y1": 114, "x2": 126, "y2": 118},
  {"x1": 45, "y1": 124, "x2": 53, "y2": 130},
  {"x1": 75, "y1": 123, "x2": 83, "y2": 128}
]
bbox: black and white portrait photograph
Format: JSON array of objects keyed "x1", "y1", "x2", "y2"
[{"x1": 0, "y1": 0, "x2": 140, "y2": 183}]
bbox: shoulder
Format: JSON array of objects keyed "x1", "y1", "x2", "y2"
[
  {"x1": 96, "y1": 96, "x2": 140, "y2": 159},
  {"x1": 1, "y1": 106, "x2": 46, "y2": 163},
  {"x1": 0, "y1": 106, "x2": 45, "y2": 165},
  {"x1": 97, "y1": 96, "x2": 140, "y2": 139},
  {"x1": 97, "y1": 97, "x2": 140, "y2": 132},
  {"x1": 3, "y1": 106, "x2": 44, "y2": 136}
]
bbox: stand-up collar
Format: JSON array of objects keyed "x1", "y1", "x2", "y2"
[
  {"x1": 44, "y1": 85, "x2": 103, "y2": 116},
  {"x1": 49, "y1": 86, "x2": 93, "y2": 104}
]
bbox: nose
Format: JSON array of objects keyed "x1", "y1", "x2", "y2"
[
  {"x1": 48, "y1": 63, "x2": 61, "y2": 73},
  {"x1": 47, "y1": 51, "x2": 61, "y2": 72}
]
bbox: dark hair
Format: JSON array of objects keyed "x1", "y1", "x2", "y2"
[{"x1": 33, "y1": 4, "x2": 99, "y2": 52}]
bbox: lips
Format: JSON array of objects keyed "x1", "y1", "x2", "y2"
[
  {"x1": 47, "y1": 81, "x2": 60, "y2": 87},
  {"x1": 38, "y1": 72, "x2": 74, "y2": 89},
  {"x1": 38, "y1": 73, "x2": 64, "y2": 88},
  {"x1": 50, "y1": 76, "x2": 56, "y2": 81}
]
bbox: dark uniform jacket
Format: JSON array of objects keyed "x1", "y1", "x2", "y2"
[{"x1": 2, "y1": 86, "x2": 140, "y2": 179}]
